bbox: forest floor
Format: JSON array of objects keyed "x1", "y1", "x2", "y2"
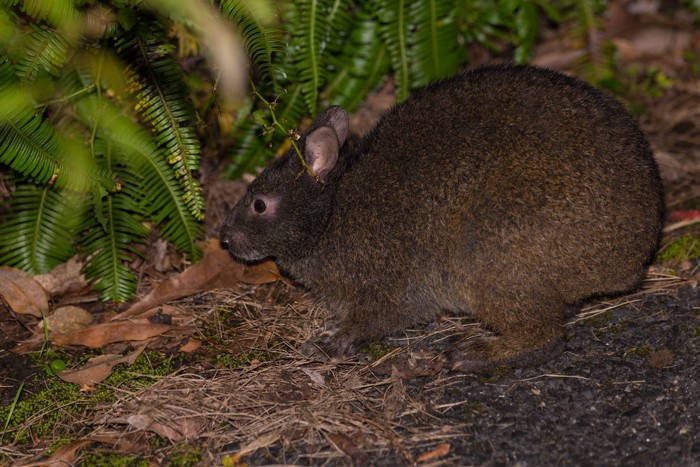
[{"x1": 2, "y1": 2, "x2": 700, "y2": 466}]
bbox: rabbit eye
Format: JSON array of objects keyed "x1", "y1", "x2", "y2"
[{"x1": 253, "y1": 198, "x2": 267, "y2": 213}]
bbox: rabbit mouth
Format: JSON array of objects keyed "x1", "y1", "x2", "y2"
[
  {"x1": 230, "y1": 248, "x2": 267, "y2": 263},
  {"x1": 221, "y1": 230, "x2": 267, "y2": 263}
]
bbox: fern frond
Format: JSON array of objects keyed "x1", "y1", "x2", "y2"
[
  {"x1": 0, "y1": 182, "x2": 80, "y2": 274},
  {"x1": 324, "y1": 10, "x2": 390, "y2": 110},
  {"x1": 0, "y1": 59, "x2": 116, "y2": 192},
  {"x1": 408, "y1": 0, "x2": 464, "y2": 87},
  {"x1": 287, "y1": 0, "x2": 332, "y2": 114},
  {"x1": 116, "y1": 23, "x2": 204, "y2": 221},
  {"x1": 512, "y1": 0, "x2": 540, "y2": 63},
  {"x1": 0, "y1": 5, "x2": 17, "y2": 46},
  {"x1": 324, "y1": 0, "x2": 354, "y2": 57},
  {"x1": 220, "y1": 0, "x2": 284, "y2": 90},
  {"x1": 81, "y1": 142, "x2": 149, "y2": 302},
  {"x1": 17, "y1": 0, "x2": 80, "y2": 31},
  {"x1": 12, "y1": 23, "x2": 70, "y2": 84},
  {"x1": 373, "y1": 0, "x2": 410, "y2": 101},
  {"x1": 76, "y1": 97, "x2": 203, "y2": 260}
]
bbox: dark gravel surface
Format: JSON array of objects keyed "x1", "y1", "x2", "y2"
[{"x1": 398, "y1": 283, "x2": 700, "y2": 466}]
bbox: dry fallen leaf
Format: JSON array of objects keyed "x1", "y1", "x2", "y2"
[
  {"x1": 327, "y1": 432, "x2": 369, "y2": 463},
  {"x1": 113, "y1": 238, "x2": 280, "y2": 320},
  {"x1": 383, "y1": 366, "x2": 406, "y2": 420},
  {"x1": 416, "y1": 443, "x2": 451, "y2": 463},
  {"x1": 241, "y1": 260, "x2": 282, "y2": 284},
  {"x1": 51, "y1": 321, "x2": 182, "y2": 348},
  {"x1": 237, "y1": 432, "x2": 281, "y2": 456},
  {"x1": 127, "y1": 412, "x2": 204, "y2": 441},
  {"x1": 301, "y1": 368, "x2": 326, "y2": 386},
  {"x1": 57, "y1": 342, "x2": 148, "y2": 385},
  {"x1": 0, "y1": 266, "x2": 49, "y2": 317},
  {"x1": 179, "y1": 338, "x2": 202, "y2": 353},
  {"x1": 12, "y1": 335, "x2": 45, "y2": 354},
  {"x1": 31, "y1": 435, "x2": 148, "y2": 466},
  {"x1": 33, "y1": 255, "x2": 87, "y2": 296},
  {"x1": 372, "y1": 352, "x2": 444, "y2": 379},
  {"x1": 41, "y1": 305, "x2": 93, "y2": 333},
  {"x1": 45, "y1": 439, "x2": 94, "y2": 466}
]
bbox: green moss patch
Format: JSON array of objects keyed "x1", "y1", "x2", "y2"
[{"x1": 657, "y1": 234, "x2": 700, "y2": 263}]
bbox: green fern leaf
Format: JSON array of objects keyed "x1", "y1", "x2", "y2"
[
  {"x1": 287, "y1": 0, "x2": 333, "y2": 114},
  {"x1": 219, "y1": 0, "x2": 284, "y2": 90},
  {"x1": 324, "y1": 10, "x2": 390, "y2": 110},
  {"x1": 116, "y1": 23, "x2": 205, "y2": 221},
  {"x1": 0, "y1": 59, "x2": 116, "y2": 192},
  {"x1": 227, "y1": 118, "x2": 271, "y2": 179},
  {"x1": 373, "y1": 0, "x2": 410, "y2": 101},
  {"x1": 75, "y1": 97, "x2": 203, "y2": 260},
  {"x1": 12, "y1": 23, "x2": 70, "y2": 84},
  {"x1": 512, "y1": 0, "x2": 540, "y2": 63},
  {"x1": 0, "y1": 5, "x2": 18, "y2": 46},
  {"x1": 408, "y1": 0, "x2": 464, "y2": 87},
  {"x1": 61, "y1": 68, "x2": 200, "y2": 300},
  {"x1": 0, "y1": 182, "x2": 80, "y2": 274},
  {"x1": 17, "y1": 0, "x2": 80, "y2": 30},
  {"x1": 324, "y1": 0, "x2": 354, "y2": 57},
  {"x1": 81, "y1": 142, "x2": 149, "y2": 302}
]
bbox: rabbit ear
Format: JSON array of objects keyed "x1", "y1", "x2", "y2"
[
  {"x1": 313, "y1": 106, "x2": 349, "y2": 146},
  {"x1": 304, "y1": 126, "x2": 339, "y2": 182}
]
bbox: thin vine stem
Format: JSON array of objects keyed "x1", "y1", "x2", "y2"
[{"x1": 251, "y1": 83, "x2": 319, "y2": 180}]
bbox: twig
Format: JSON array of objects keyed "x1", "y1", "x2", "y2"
[{"x1": 251, "y1": 84, "x2": 320, "y2": 182}]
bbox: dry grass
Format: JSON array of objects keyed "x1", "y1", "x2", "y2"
[
  {"x1": 75, "y1": 287, "x2": 478, "y2": 464},
  {"x1": 24, "y1": 266, "x2": 678, "y2": 465}
]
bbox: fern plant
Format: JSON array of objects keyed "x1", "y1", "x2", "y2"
[
  {"x1": 1, "y1": 0, "x2": 580, "y2": 302},
  {"x1": 0, "y1": 0, "x2": 270, "y2": 301},
  {"x1": 225, "y1": 0, "x2": 573, "y2": 178}
]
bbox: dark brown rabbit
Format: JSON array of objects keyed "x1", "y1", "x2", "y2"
[{"x1": 220, "y1": 64, "x2": 664, "y2": 370}]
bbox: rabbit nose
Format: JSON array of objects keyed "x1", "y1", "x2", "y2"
[{"x1": 219, "y1": 225, "x2": 232, "y2": 249}]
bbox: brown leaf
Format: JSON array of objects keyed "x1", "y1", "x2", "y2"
[
  {"x1": 372, "y1": 352, "x2": 444, "y2": 379},
  {"x1": 416, "y1": 443, "x2": 450, "y2": 463},
  {"x1": 237, "y1": 432, "x2": 281, "y2": 456},
  {"x1": 241, "y1": 260, "x2": 282, "y2": 285},
  {"x1": 383, "y1": 366, "x2": 406, "y2": 420},
  {"x1": 0, "y1": 266, "x2": 49, "y2": 317},
  {"x1": 21, "y1": 435, "x2": 146, "y2": 467},
  {"x1": 33, "y1": 255, "x2": 87, "y2": 296},
  {"x1": 41, "y1": 305, "x2": 93, "y2": 333},
  {"x1": 56, "y1": 342, "x2": 148, "y2": 385},
  {"x1": 127, "y1": 412, "x2": 204, "y2": 441},
  {"x1": 51, "y1": 322, "x2": 180, "y2": 348},
  {"x1": 12, "y1": 335, "x2": 45, "y2": 354},
  {"x1": 327, "y1": 432, "x2": 369, "y2": 463},
  {"x1": 47, "y1": 439, "x2": 94, "y2": 465},
  {"x1": 113, "y1": 238, "x2": 280, "y2": 320},
  {"x1": 179, "y1": 338, "x2": 202, "y2": 353}
]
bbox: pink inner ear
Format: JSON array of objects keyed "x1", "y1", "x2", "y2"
[{"x1": 305, "y1": 126, "x2": 339, "y2": 178}]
